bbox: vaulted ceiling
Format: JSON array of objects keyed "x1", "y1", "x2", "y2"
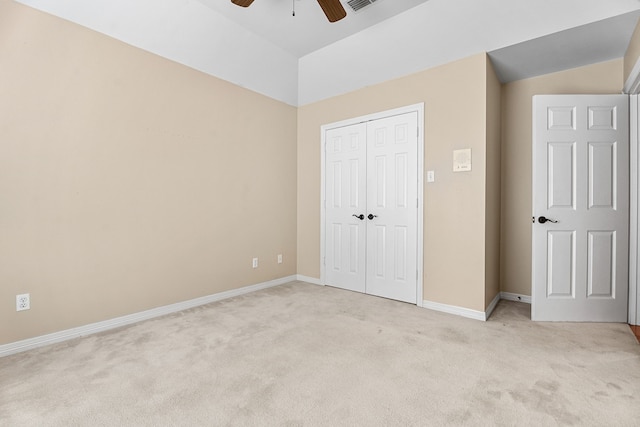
[
  {"x1": 13, "y1": 0, "x2": 640, "y2": 106},
  {"x1": 196, "y1": 0, "x2": 433, "y2": 57}
]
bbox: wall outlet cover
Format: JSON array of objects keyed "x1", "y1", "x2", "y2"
[{"x1": 16, "y1": 293, "x2": 30, "y2": 311}]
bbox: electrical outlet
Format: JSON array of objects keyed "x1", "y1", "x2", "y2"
[
  {"x1": 252, "y1": 258, "x2": 258, "y2": 268},
  {"x1": 277, "y1": 254, "x2": 283, "y2": 264},
  {"x1": 16, "y1": 294, "x2": 30, "y2": 311}
]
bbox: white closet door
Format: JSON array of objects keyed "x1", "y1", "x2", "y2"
[
  {"x1": 324, "y1": 123, "x2": 367, "y2": 293},
  {"x1": 366, "y1": 112, "x2": 418, "y2": 303},
  {"x1": 324, "y1": 112, "x2": 418, "y2": 304}
]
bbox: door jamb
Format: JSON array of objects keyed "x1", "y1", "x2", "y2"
[
  {"x1": 626, "y1": 58, "x2": 640, "y2": 325},
  {"x1": 629, "y1": 94, "x2": 639, "y2": 325},
  {"x1": 319, "y1": 103, "x2": 425, "y2": 307}
]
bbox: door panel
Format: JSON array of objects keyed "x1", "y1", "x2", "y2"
[
  {"x1": 325, "y1": 123, "x2": 367, "y2": 293},
  {"x1": 547, "y1": 230, "x2": 575, "y2": 298},
  {"x1": 533, "y1": 95, "x2": 629, "y2": 321},
  {"x1": 587, "y1": 231, "x2": 615, "y2": 298},
  {"x1": 366, "y1": 113, "x2": 418, "y2": 303},
  {"x1": 588, "y1": 142, "x2": 616, "y2": 209},
  {"x1": 547, "y1": 142, "x2": 575, "y2": 209},
  {"x1": 373, "y1": 224, "x2": 386, "y2": 278},
  {"x1": 394, "y1": 226, "x2": 408, "y2": 281}
]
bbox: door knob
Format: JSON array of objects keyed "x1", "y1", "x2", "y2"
[
  {"x1": 537, "y1": 216, "x2": 558, "y2": 224},
  {"x1": 368, "y1": 214, "x2": 377, "y2": 220},
  {"x1": 352, "y1": 214, "x2": 364, "y2": 220}
]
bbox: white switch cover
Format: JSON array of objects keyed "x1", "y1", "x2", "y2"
[
  {"x1": 453, "y1": 148, "x2": 472, "y2": 172},
  {"x1": 426, "y1": 170, "x2": 435, "y2": 182}
]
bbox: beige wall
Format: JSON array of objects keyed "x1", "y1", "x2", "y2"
[
  {"x1": 0, "y1": 2, "x2": 297, "y2": 345},
  {"x1": 485, "y1": 59, "x2": 502, "y2": 308},
  {"x1": 5, "y1": 1, "x2": 627, "y2": 347},
  {"x1": 500, "y1": 59, "x2": 624, "y2": 297},
  {"x1": 624, "y1": 18, "x2": 640, "y2": 84},
  {"x1": 298, "y1": 53, "x2": 496, "y2": 312}
]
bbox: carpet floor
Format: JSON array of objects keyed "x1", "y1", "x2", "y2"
[{"x1": 1, "y1": 281, "x2": 639, "y2": 426}]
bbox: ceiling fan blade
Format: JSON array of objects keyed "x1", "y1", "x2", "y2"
[
  {"x1": 231, "y1": 0, "x2": 255, "y2": 7},
  {"x1": 317, "y1": 0, "x2": 347, "y2": 23}
]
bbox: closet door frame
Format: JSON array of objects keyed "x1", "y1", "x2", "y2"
[{"x1": 320, "y1": 103, "x2": 425, "y2": 307}]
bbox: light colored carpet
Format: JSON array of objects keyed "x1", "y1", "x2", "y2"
[{"x1": 1, "y1": 281, "x2": 639, "y2": 426}]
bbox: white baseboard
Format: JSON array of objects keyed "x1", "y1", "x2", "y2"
[
  {"x1": 485, "y1": 293, "x2": 501, "y2": 320},
  {"x1": 500, "y1": 292, "x2": 532, "y2": 304},
  {"x1": 423, "y1": 292, "x2": 522, "y2": 322},
  {"x1": 422, "y1": 299, "x2": 489, "y2": 321},
  {"x1": 0, "y1": 275, "x2": 297, "y2": 358},
  {"x1": 296, "y1": 275, "x2": 323, "y2": 286}
]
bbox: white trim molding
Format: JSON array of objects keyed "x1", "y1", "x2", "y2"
[
  {"x1": 500, "y1": 292, "x2": 532, "y2": 304},
  {"x1": 619, "y1": 88, "x2": 640, "y2": 326},
  {"x1": 422, "y1": 299, "x2": 486, "y2": 321},
  {"x1": 423, "y1": 296, "x2": 497, "y2": 322},
  {"x1": 630, "y1": 94, "x2": 639, "y2": 326},
  {"x1": 0, "y1": 275, "x2": 297, "y2": 358},
  {"x1": 422, "y1": 292, "x2": 531, "y2": 322},
  {"x1": 296, "y1": 275, "x2": 323, "y2": 286},
  {"x1": 624, "y1": 57, "x2": 640, "y2": 95},
  {"x1": 485, "y1": 293, "x2": 501, "y2": 320}
]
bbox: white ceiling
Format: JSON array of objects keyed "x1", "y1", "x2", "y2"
[
  {"x1": 489, "y1": 10, "x2": 640, "y2": 83},
  {"x1": 13, "y1": 0, "x2": 640, "y2": 106},
  {"x1": 195, "y1": 0, "x2": 431, "y2": 57}
]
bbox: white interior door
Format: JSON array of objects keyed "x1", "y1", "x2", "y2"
[
  {"x1": 325, "y1": 123, "x2": 367, "y2": 293},
  {"x1": 532, "y1": 94, "x2": 629, "y2": 322},
  {"x1": 324, "y1": 111, "x2": 419, "y2": 304},
  {"x1": 365, "y1": 113, "x2": 418, "y2": 303}
]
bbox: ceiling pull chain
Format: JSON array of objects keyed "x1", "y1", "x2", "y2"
[{"x1": 292, "y1": 0, "x2": 295, "y2": 16}]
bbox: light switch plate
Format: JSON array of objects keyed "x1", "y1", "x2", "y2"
[{"x1": 426, "y1": 170, "x2": 435, "y2": 182}]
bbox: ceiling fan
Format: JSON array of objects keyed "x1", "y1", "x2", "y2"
[{"x1": 231, "y1": 0, "x2": 347, "y2": 23}]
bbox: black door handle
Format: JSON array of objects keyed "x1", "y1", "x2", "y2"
[
  {"x1": 352, "y1": 214, "x2": 364, "y2": 220},
  {"x1": 538, "y1": 216, "x2": 558, "y2": 224},
  {"x1": 368, "y1": 214, "x2": 377, "y2": 220}
]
